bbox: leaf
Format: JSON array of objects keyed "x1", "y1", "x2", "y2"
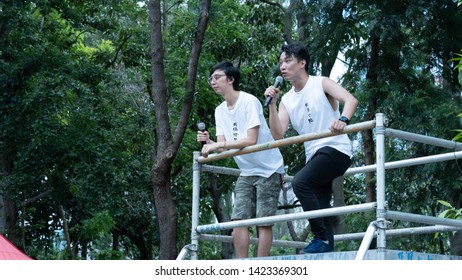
[
  {"x1": 437, "y1": 200, "x2": 454, "y2": 208},
  {"x1": 438, "y1": 209, "x2": 452, "y2": 218},
  {"x1": 456, "y1": 208, "x2": 462, "y2": 217}
]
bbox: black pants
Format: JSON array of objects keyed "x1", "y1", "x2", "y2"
[{"x1": 292, "y1": 146, "x2": 352, "y2": 248}]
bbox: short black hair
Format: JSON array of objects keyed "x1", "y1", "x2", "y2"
[
  {"x1": 210, "y1": 61, "x2": 240, "y2": 90},
  {"x1": 281, "y1": 42, "x2": 310, "y2": 72}
]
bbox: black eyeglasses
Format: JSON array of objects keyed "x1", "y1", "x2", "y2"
[{"x1": 207, "y1": 74, "x2": 226, "y2": 85}]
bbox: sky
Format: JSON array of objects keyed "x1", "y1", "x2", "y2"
[{"x1": 329, "y1": 51, "x2": 348, "y2": 82}]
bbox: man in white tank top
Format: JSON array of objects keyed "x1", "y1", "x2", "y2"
[
  {"x1": 197, "y1": 62, "x2": 285, "y2": 258},
  {"x1": 264, "y1": 43, "x2": 358, "y2": 254}
]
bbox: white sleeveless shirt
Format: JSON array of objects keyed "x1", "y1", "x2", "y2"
[
  {"x1": 281, "y1": 76, "x2": 352, "y2": 162},
  {"x1": 215, "y1": 91, "x2": 285, "y2": 177}
]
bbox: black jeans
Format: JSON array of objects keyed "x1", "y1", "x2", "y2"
[{"x1": 292, "y1": 146, "x2": 352, "y2": 248}]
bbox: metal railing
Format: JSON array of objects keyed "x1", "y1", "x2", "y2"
[{"x1": 179, "y1": 113, "x2": 462, "y2": 260}]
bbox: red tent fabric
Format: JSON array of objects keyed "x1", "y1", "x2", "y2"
[{"x1": 0, "y1": 234, "x2": 32, "y2": 260}]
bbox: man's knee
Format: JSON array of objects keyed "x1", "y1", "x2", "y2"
[{"x1": 292, "y1": 175, "x2": 310, "y2": 196}]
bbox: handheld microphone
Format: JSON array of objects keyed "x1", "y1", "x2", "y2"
[
  {"x1": 197, "y1": 122, "x2": 206, "y2": 146},
  {"x1": 263, "y1": 76, "x2": 283, "y2": 108}
]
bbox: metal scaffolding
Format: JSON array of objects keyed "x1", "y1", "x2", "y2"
[{"x1": 178, "y1": 113, "x2": 462, "y2": 260}]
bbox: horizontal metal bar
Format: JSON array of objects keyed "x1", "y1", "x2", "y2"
[
  {"x1": 199, "y1": 234, "x2": 308, "y2": 249},
  {"x1": 196, "y1": 202, "x2": 376, "y2": 233},
  {"x1": 385, "y1": 128, "x2": 462, "y2": 151},
  {"x1": 335, "y1": 225, "x2": 462, "y2": 241},
  {"x1": 345, "y1": 151, "x2": 462, "y2": 176},
  {"x1": 197, "y1": 120, "x2": 376, "y2": 164},
  {"x1": 202, "y1": 151, "x2": 462, "y2": 181},
  {"x1": 386, "y1": 211, "x2": 462, "y2": 227},
  {"x1": 201, "y1": 164, "x2": 241, "y2": 176},
  {"x1": 199, "y1": 225, "x2": 462, "y2": 251}
]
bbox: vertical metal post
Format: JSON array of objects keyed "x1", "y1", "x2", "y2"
[
  {"x1": 375, "y1": 113, "x2": 387, "y2": 259},
  {"x1": 190, "y1": 151, "x2": 201, "y2": 260}
]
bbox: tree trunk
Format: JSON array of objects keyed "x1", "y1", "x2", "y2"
[
  {"x1": 207, "y1": 173, "x2": 233, "y2": 259},
  {"x1": 0, "y1": 194, "x2": 4, "y2": 233},
  {"x1": 58, "y1": 204, "x2": 73, "y2": 259},
  {"x1": 115, "y1": 225, "x2": 153, "y2": 259},
  {"x1": 331, "y1": 176, "x2": 346, "y2": 235},
  {"x1": 281, "y1": 182, "x2": 310, "y2": 254},
  {"x1": 450, "y1": 231, "x2": 462, "y2": 256},
  {"x1": 1, "y1": 155, "x2": 20, "y2": 245},
  {"x1": 81, "y1": 240, "x2": 88, "y2": 260},
  {"x1": 148, "y1": 0, "x2": 210, "y2": 259},
  {"x1": 294, "y1": 0, "x2": 308, "y2": 43},
  {"x1": 3, "y1": 194, "x2": 19, "y2": 244},
  {"x1": 112, "y1": 230, "x2": 120, "y2": 251},
  {"x1": 152, "y1": 162, "x2": 177, "y2": 259},
  {"x1": 363, "y1": 34, "x2": 380, "y2": 203}
]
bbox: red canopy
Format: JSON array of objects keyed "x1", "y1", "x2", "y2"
[{"x1": 0, "y1": 234, "x2": 32, "y2": 260}]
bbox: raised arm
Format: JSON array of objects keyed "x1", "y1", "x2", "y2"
[
  {"x1": 265, "y1": 86, "x2": 289, "y2": 140},
  {"x1": 322, "y1": 78, "x2": 358, "y2": 133}
]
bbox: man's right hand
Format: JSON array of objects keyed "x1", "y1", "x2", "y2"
[
  {"x1": 197, "y1": 130, "x2": 209, "y2": 144},
  {"x1": 264, "y1": 86, "x2": 281, "y2": 106}
]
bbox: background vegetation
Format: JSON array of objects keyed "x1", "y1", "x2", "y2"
[{"x1": 1, "y1": 0, "x2": 461, "y2": 259}]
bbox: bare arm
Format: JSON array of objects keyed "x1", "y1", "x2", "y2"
[
  {"x1": 265, "y1": 86, "x2": 289, "y2": 139},
  {"x1": 322, "y1": 78, "x2": 359, "y2": 133},
  {"x1": 223, "y1": 126, "x2": 259, "y2": 149},
  {"x1": 198, "y1": 126, "x2": 259, "y2": 157}
]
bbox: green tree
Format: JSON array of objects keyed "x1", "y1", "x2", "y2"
[
  {"x1": 1, "y1": 0, "x2": 157, "y2": 259},
  {"x1": 2, "y1": 0, "x2": 462, "y2": 259},
  {"x1": 147, "y1": 0, "x2": 211, "y2": 259}
]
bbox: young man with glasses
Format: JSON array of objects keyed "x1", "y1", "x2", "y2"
[
  {"x1": 264, "y1": 42, "x2": 358, "y2": 254},
  {"x1": 197, "y1": 61, "x2": 285, "y2": 258}
]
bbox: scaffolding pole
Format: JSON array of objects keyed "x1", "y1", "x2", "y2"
[
  {"x1": 189, "y1": 151, "x2": 201, "y2": 260},
  {"x1": 385, "y1": 128, "x2": 462, "y2": 150},
  {"x1": 197, "y1": 225, "x2": 462, "y2": 250},
  {"x1": 374, "y1": 113, "x2": 389, "y2": 260},
  {"x1": 336, "y1": 225, "x2": 462, "y2": 241},
  {"x1": 196, "y1": 203, "x2": 376, "y2": 233},
  {"x1": 355, "y1": 222, "x2": 378, "y2": 260},
  {"x1": 201, "y1": 150, "x2": 462, "y2": 182},
  {"x1": 345, "y1": 151, "x2": 462, "y2": 176},
  {"x1": 197, "y1": 120, "x2": 376, "y2": 164},
  {"x1": 386, "y1": 211, "x2": 462, "y2": 228}
]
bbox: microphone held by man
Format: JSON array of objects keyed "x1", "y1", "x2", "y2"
[
  {"x1": 263, "y1": 76, "x2": 283, "y2": 107},
  {"x1": 197, "y1": 122, "x2": 207, "y2": 146}
]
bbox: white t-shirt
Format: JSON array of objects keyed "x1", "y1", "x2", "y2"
[
  {"x1": 215, "y1": 91, "x2": 285, "y2": 177},
  {"x1": 281, "y1": 76, "x2": 352, "y2": 162}
]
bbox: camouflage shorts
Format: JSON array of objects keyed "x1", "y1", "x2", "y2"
[{"x1": 231, "y1": 173, "x2": 282, "y2": 226}]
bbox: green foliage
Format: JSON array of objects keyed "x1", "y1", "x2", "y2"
[
  {"x1": 438, "y1": 200, "x2": 462, "y2": 220},
  {"x1": 1, "y1": 0, "x2": 156, "y2": 259},
  {"x1": 433, "y1": 200, "x2": 462, "y2": 241},
  {"x1": 2, "y1": 0, "x2": 462, "y2": 259},
  {"x1": 454, "y1": 114, "x2": 462, "y2": 142},
  {"x1": 451, "y1": 51, "x2": 462, "y2": 86},
  {"x1": 451, "y1": 47, "x2": 462, "y2": 141},
  {"x1": 77, "y1": 210, "x2": 115, "y2": 240}
]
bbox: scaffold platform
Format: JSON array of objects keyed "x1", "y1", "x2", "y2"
[
  {"x1": 249, "y1": 250, "x2": 462, "y2": 260},
  {"x1": 180, "y1": 114, "x2": 462, "y2": 260}
]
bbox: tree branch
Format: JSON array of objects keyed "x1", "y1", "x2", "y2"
[
  {"x1": 18, "y1": 188, "x2": 53, "y2": 208},
  {"x1": 171, "y1": 0, "x2": 211, "y2": 153}
]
